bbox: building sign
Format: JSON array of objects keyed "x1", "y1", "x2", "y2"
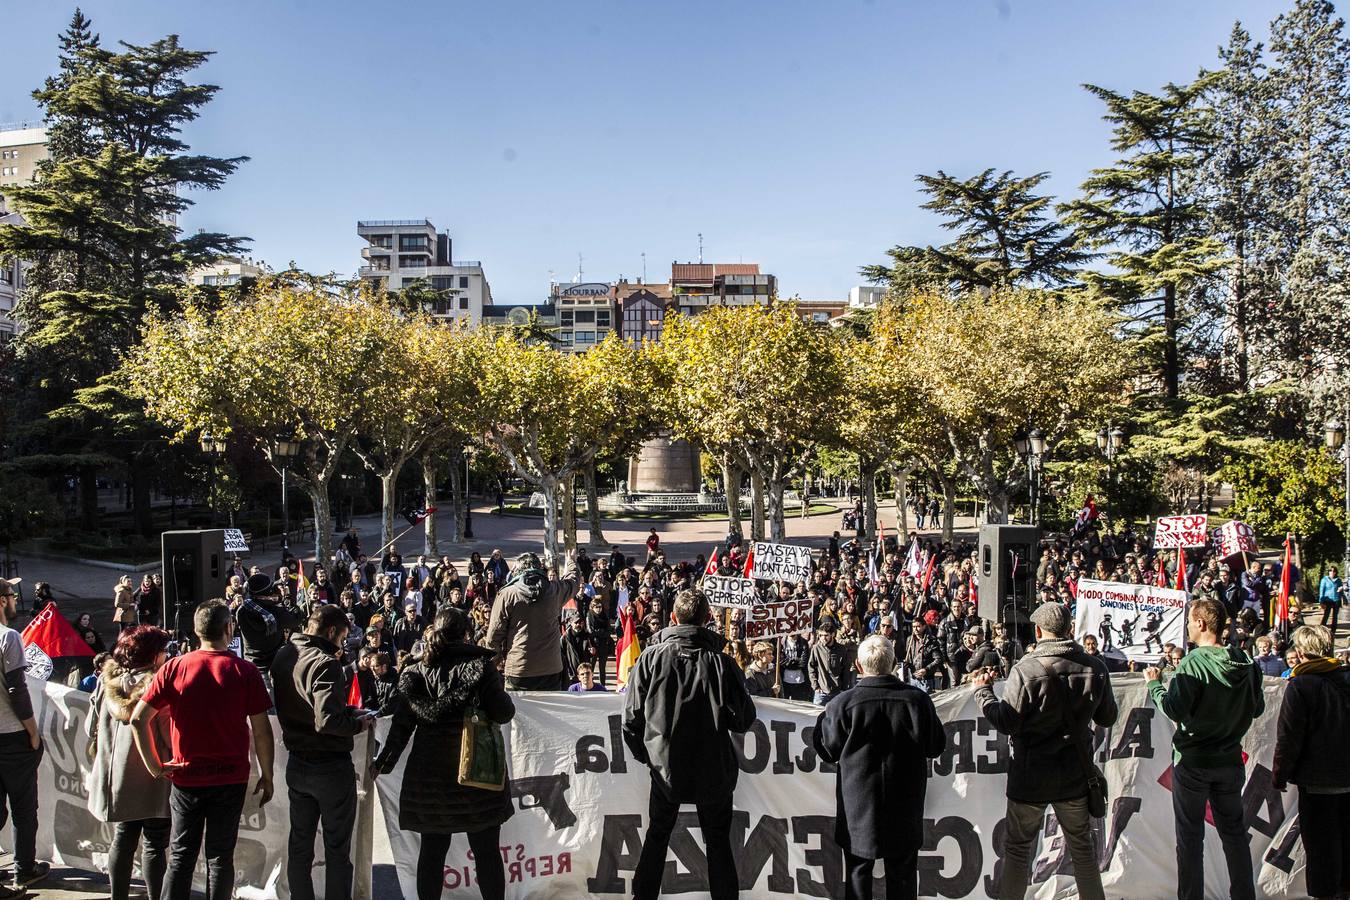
[{"x1": 557, "y1": 283, "x2": 611, "y2": 298}]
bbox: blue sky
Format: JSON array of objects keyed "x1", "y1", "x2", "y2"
[{"x1": 1, "y1": 0, "x2": 1288, "y2": 303}]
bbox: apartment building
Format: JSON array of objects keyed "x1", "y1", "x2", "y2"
[
  {"x1": 552, "y1": 281, "x2": 614, "y2": 351},
  {"x1": 669, "y1": 262, "x2": 776, "y2": 315},
  {"x1": 356, "y1": 219, "x2": 493, "y2": 324},
  {"x1": 616, "y1": 280, "x2": 673, "y2": 343},
  {"x1": 188, "y1": 255, "x2": 271, "y2": 287},
  {"x1": 0, "y1": 125, "x2": 47, "y2": 190},
  {"x1": 0, "y1": 209, "x2": 22, "y2": 341}
]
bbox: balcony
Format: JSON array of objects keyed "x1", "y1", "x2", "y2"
[
  {"x1": 360, "y1": 245, "x2": 391, "y2": 259},
  {"x1": 451, "y1": 260, "x2": 481, "y2": 268},
  {"x1": 358, "y1": 219, "x2": 433, "y2": 229},
  {"x1": 357, "y1": 266, "x2": 390, "y2": 278}
]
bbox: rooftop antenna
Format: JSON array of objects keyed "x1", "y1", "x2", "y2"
[
  {"x1": 573, "y1": 253, "x2": 583, "y2": 283},
  {"x1": 641, "y1": 252, "x2": 647, "y2": 283},
  {"x1": 698, "y1": 233, "x2": 703, "y2": 264}
]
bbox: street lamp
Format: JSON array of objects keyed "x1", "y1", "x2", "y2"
[
  {"x1": 272, "y1": 435, "x2": 301, "y2": 562},
  {"x1": 1096, "y1": 425, "x2": 1127, "y2": 525},
  {"x1": 199, "y1": 432, "x2": 227, "y2": 525},
  {"x1": 1326, "y1": 418, "x2": 1348, "y2": 584},
  {"x1": 1015, "y1": 428, "x2": 1048, "y2": 525}
]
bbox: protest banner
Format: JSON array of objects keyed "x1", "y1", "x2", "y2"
[
  {"x1": 21, "y1": 677, "x2": 1308, "y2": 898},
  {"x1": 743, "y1": 597, "x2": 813, "y2": 640},
  {"x1": 1217, "y1": 521, "x2": 1258, "y2": 559},
  {"x1": 746, "y1": 541, "x2": 813, "y2": 584},
  {"x1": 1154, "y1": 514, "x2": 1209, "y2": 549},
  {"x1": 223, "y1": 528, "x2": 249, "y2": 554},
  {"x1": 1074, "y1": 577, "x2": 1188, "y2": 663},
  {"x1": 702, "y1": 574, "x2": 757, "y2": 609}
]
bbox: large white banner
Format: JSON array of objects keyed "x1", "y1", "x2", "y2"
[
  {"x1": 16, "y1": 675, "x2": 1308, "y2": 899},
  {"x1": 1075, "y1": 578, "x2": 1188, "y2": 663},
  {"x1": 375, "y1": 678, "x2": 1307, "y2": 899}
]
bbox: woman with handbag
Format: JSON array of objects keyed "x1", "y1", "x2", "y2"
[
  {"x1": 86, "y1": 625, "x2": 173, "y2": 900},
  {"x1": 373, "y1": 607, "x2": 515, "y2": 900}
]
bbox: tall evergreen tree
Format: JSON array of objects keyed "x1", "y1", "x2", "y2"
[
  {"x1": 0, "y1": 23, "x2": 247, "y2": 533},
  {"x1": 863, "y1": 169, "x2": 1087, "y2": 294},
  {"x1": 1062, "y1": 79, "x2": 1227, "y2": 399}
]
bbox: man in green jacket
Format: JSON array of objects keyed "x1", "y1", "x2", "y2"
[{"x1": 1145, "y1": 597, "x2": 1263, "y2": 900}]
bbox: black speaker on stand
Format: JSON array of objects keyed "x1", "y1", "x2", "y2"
[
  {"x1": 976, "y1": 524, "x2": 1043, "y2": 644},
  {"x1": 161, "y1": 529, "x2": 227, "y2": 642}
]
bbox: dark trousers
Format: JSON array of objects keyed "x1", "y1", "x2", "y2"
[
  {"x1": 109, "y1": 817, "x2": 170, "y2": 900},
  {"x1": 633, "y1": 784, "x2": 737, "y2": 900},
  {"x1": 1172, "y1": 763, "x2": 1254, "y2": 900},
  {"x1": 1298, "y1": 789, "x2": 1350, "y2": 898},
  {"x1": 0, "y1": 731, "x2": 42, "y2": 873},
  {"x1": 1320, "y1": 602, "x2": 1340, "y2": 632},
  {"x1": 845, "y1": 848, "x2": 918, "y2": 900},
  {"x1": 287, "y1": 754, "x2": 358, "y2": 900},
  {"x1": 781, "y1": 679, "x2": 812, "y2": 702},
  {"x1": 416, "y1": 827, "x2": 503, "y2": 900},
  {"x1": 504, "y1": 671, "x2": 565, "y2": 691},
  {"x1": 165, "y1": 782, "x2": 247, "y2": 900}
]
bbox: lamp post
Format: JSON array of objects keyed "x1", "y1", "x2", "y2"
[
  {"x1": 273, "y1": 435, "x2": 301, "y2": 563},
  {"x1": 199, "y1": 432, "x2": 227, "y2": 525},
  {"x1": 1096, "y1": 425, "x2": 1127, "y2": 525},
  {"x1": 1014, "y1": 428, "x2": 1048, "y2": 525},
  {"x1": 1326, "y1": 416, "x2": 1349, "y2": 586}
]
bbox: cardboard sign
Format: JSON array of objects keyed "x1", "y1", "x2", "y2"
[
  {"x1": 1217, "y1": 521, "x2": 1258, "y2": 558},
  {"x1": 703, "y1": 574, "x2": 757, "y2": 609},
  {"x1": 223, "y1": 528, "x2": 249, "y2": 553},
  {"x1": 743, "y1": 597, "x2": 814, "y2": 639},
  {"x1": 1074, "y1": 578, "x2": 1188, "y2": 663},
  {"x1": 747, "y1": 542, "x2": 813, "y2": 584},
  {"x1": 1154, "y1": 514, "x2": 1209, "y2": 549}
]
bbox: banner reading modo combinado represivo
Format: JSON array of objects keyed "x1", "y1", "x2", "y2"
[{"x1": 16, "y1": 675, "x2": 1308, "y2": 898}]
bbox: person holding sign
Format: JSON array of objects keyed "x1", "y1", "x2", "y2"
[{"x1": 813, "y1": 635, "x2": 946, "y2": 900}]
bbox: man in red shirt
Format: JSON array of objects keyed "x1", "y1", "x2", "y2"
[
  {"x1": 130, "y1": 599, "x2": 275, "y2": 900},
  {"x1": 645, "y1": 528, "x2": 660, "y2": 560}
]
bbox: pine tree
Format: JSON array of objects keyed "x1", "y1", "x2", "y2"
[
  {"x1": 862, "y1": 168, "x2": 1087, "y2": 294},
  {"x1": 0, "y1": 22, "x2": 247, "y2": 533},
  {"x1": 1062, "y1": 79, "x2": 1227, "y2": 399}
]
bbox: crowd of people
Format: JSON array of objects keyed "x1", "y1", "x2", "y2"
[{"x1": 0, "y1": 506, "x2": 1344, "y2": 899}]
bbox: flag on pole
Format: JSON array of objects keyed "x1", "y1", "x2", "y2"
[
  {"x1": 402, "y1": 504, "x2": 438, "y2": 527},
  {"x1": 347, "y1": 671, "x2": 363, "y2": 708},
  {"x1": 742, "y1": 544, "x2": 755, "y2": 579},
  {"x1": 920, "y1": 550, "x2": 938, "y2": 593},
  {"x1": 704, "y1": 546, "x2": 720, "y2": 576},
  {"x1": 969, "y1": 575, "x2": 979, "y2": 610},
  {"x1": 1074, "y1": 495, "x2": 1099, "y2": 533},
  {"x1": 904, "y1": 540, "x2": 923, "y2": 579},
  {"x1": 616, "y1": 606, "x2": 641, "y2": 685},
  {"x1": 295, "y1": 559, "x2": 309, "y2": 596},
  {"x1": 20, "y1": 602, "x2": 93, "y2": 681},
  {"x1": 867, "y1": 550, "x2": 880, "y2": 589},
  {"x1": 1275, "y1": 535, "x2": 1292, "y2": 632},
  {"x1": 1174, "y1": 547, "x2": 1188, "y2": 592}
]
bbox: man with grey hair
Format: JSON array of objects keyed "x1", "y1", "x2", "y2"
[
  {"x1": 486, "y1": 549, "x2": 578, "y2": 690},
  {"x1": 971, "y1": 602, "x2": 1117, "y2": 900},
  {"x1": 813, "y1": 635, "x2": 945, "y2": 900},
  {"x1": 1273, "y1": 624, "x2": 1350, "y2": 899}
]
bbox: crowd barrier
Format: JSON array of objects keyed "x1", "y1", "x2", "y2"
[{"x1": 16, "y1": 675, "x2": 1307, "y2": 898}]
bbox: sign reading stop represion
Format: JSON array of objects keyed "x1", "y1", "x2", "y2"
[
  {"x1": 743, "y1": 597, "x2": 814, "y2": 639},
  {"x1": 703, "y1": 574, "x2": 757, "y2": 610}
]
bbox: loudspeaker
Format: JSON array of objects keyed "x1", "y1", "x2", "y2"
[
  {"x1": 161, "y1": 529, "x2": 227, "y2": 638},
  {"x1": 977, "y1": 524, "x2": 1043, "y2": 627}
]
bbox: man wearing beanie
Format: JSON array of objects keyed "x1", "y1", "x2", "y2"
[{"x1": 971, "y1": 602, "x2": 1117, "y2": 900}]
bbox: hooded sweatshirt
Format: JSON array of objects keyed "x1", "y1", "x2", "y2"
[
  {"x1": 485, "y1": 559, "x2": 578, "y2": 678},
  {"x1": 1148, "y1": 643, "x2": 1264, "y2": 768}
]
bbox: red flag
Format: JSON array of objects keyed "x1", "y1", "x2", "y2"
[
  {"x1": 968, "y1": 575, "x2": 979, "y2": 609},
  {"x1": 347, "y1": 671, "x2": 363, "y2": 707},
  {"x1": 1074, "y1": 495, "x2": 1099, "y2": 531},
  {"x1": 1276, "y1": 536, "x2": 1292, "y2": 628},
  {"x1": 742, "y1": 544, "x2": 755, "y2": 579},
  {"x1": 21, "y1": 602, "x2": 93, "y2": 681},
  {"x1": 704, "y1": 546, "x2": 720, "y2": 576},
  {"x1": 920, "y1": 551, "x2": 938, "y2": 592},
  {"x1": 1174, "y1": 547, "x2": 1188, "y2": 592},
  {"x1": 616, "y1": 605, "x2": 641, "y2": 684}
]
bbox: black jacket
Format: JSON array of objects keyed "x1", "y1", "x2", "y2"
[
  {"x1": 234, "y1": 597, "x2": 304, "y2": 672},
  {"x1": 809, "y1": 639, "x2": 854, "y2": 697},
  {"x1": 373, "y1": 644, "x2": 515, "y2": 834},
  {"x1": 621, "y1": 625, "x2": 757, "y2": 804},
  {"x1": 975, "y1": 639, "x2": 1118, "y2": 803},
  {"x1": 965, "y1": 641, "x2": 1003, "y2": 676},
  {"x1": 1273, "y1": 661, "x2": 1350, "y2": 791},
  {"x1": 271, "y1": 633, "x2": 367, "y2": 758},
  {"x1": 813, "y1": 675, "x2": 946, "y2": 858}
]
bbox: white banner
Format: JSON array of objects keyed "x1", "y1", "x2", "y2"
[
  {"x1": 1075, "y1": 578, "x2": 1188, "y2": 663},
  {"x1": 1155, "y1": 514, "x2": 1210, "y2": 549},
  {"x1": 748, "y1": 542, "x2": 813, "y2": 584},
  {"x1": 1217, "y1": 521, "x2": 1258, "y2": 559},
  {"x1": 744, "y1": 597, "x2": 814, "y2": 640},
  {"x1": 702, "y1": 575, "x2": 757, "y2": 610},
  {"x1": 18, "y1": 675, "x2": 1309, "y2": 899},
  {"x1": 224, "y1": 528, "x2": 250, "y2": 554}
]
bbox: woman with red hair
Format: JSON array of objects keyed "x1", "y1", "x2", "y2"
[{"x1": 86, "y1": 625, "x2": 173, "y2": 900}]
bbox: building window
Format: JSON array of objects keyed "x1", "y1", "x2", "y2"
[
  {"x1": 459, "y1": 296, "x2": 469, "y2": 310},
  {"x1": 459, "y1": 276, "x2": 469, "y2": 289},
  {"x1": 430, "y1": 276, "x2": 454, "y2": 291},
  {"x1": 399, "y1": 236, "x2": 428, "y2": 251},
  {"x1": 574, "y1": 310, "x2": 595, "y2": 324},
  {"x1": 560, "y1": 331, "x2": 574, "y2": 345},
  {"x1": 400, "y1": 257, "x2": 427, "y2": 268},
  {"x1": 560, "y1": 311, "x2": 574, "y2": 326},
  {"x1": 574, "y1": 331, "x2": 596, "y2": 345},
  {"x1": 370, "y1": 235, "x2": 393, "y2": 248},
  {"x1": 596, "y1": 310, "x2": 610, "y2": 328}
]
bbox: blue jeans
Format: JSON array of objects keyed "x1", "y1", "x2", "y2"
[
  {"x1": 1171, "y1": 763, "x2": 1254, "y2": 900},
  {"x1": 287, "y1": 754, "x2": 357, "y2": 900},
  {"x1": 165, "y1": 782, "x2": 247, "y2": 900}
]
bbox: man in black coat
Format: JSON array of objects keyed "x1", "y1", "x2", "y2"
[
  {"x1": 813, "y1": 634, "x2": 945, "y2": 900},
  {"x1": 622, "y1": 589, "x2": 757, "y2": 900},
  {"x1": 1272, "y1": 624, "x2": 1350, "y2": 900}
]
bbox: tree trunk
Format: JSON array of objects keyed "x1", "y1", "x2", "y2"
[
  {"x1": 939, "y1": 471, "x2": 957, "y2": 542},
  {"x1": 562, "y1": 475, "x2": 578, "y2": 554},
  {"x1": 445, "y1": 451, "x2": 465, "y2": 544},
  {"x1": 891, "y1": 464, "x2": 913, "y2": 537},
  {"x1": 379, "y1": 471, "x2": 398, "y2": 547},
  {"x1": 767, "y1": 473, "x2": 786, "y2": 542},
  {"x1": 584, "y1": 462, "x2": 606, "y2": 547},
  {"x1": 306, "y1": 484, "x2": 333, "y2": 565},
  {"x1": 422, "y1": 456, "x2": 440, "y2": 556},
  {"x1": 721, "y1": 456, "x2": 743, "y2": 539},
  {"x1": 983, "y1": 489, "x2": 1010, "y2": 525},
  {"x1": 749, "y1": 469, "x2": 766, "y2": 541},
  {"x1": 1163, "y1": 283, "x2": 1179, "y2": 399},
  {"x1": 540, "y1": 475, "x2": 561, "y2": 569},
  {"x1": 862, "y1": 463, "x2": 878, "y2": 546}
]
